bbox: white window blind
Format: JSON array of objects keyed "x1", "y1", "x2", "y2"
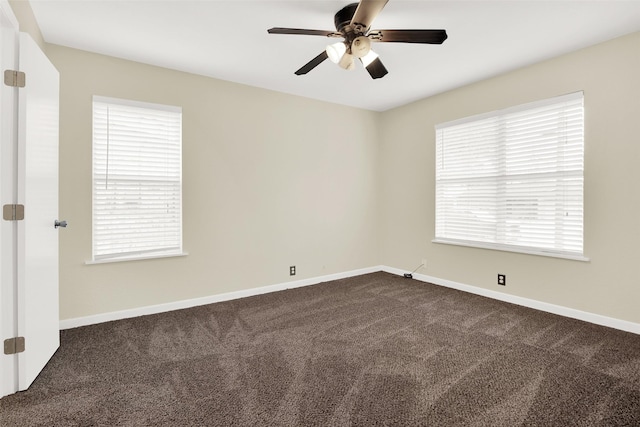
[
  {"x1": 92, "y1": 96, "x2": 182, "y2": 261},
  {"x1": 434, "y1": 92, "x2": 584, "y2": 259}
]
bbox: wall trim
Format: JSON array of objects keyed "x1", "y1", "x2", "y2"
[
  {"x1": 60, "y1": 265, "x2": 640, "y2": 336},
  {"x1": 59, "y1": 266, "x2": 382, "y2": 330},
  {"x1": 381, "y1": 266, "x2": 640, "y2": 335}
]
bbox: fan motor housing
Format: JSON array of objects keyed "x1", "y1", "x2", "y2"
[{"x1": 334, "y1": 3, "x2": 359, "y2": 33}]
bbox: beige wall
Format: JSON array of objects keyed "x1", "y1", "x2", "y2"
[
  {"x1": 8, "y1": 0, "x2": 45, "y2": 50},
  {"x1": 379, "y1": 31, "x2": 640, "y2": 324},
  {"x1": 46, "y1": 44, "x2": 380, "y2": 320}
]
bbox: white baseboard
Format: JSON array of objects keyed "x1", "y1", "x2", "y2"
[
  {"x1": 381, "y1": 265, "x2": 640, "y2": 335},
  {"x1": 60, "y1": 264, "x2": 640, "y2": 336},
  {"x1": 59, "y1": 266, "x2": 382, "y2": 330}
]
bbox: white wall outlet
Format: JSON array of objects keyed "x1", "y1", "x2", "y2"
[{"x1": 421, "y1": 259, "x2": 427, "y2": 268}]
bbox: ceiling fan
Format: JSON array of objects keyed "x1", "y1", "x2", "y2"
[{"x1": 267, "y1": 0, "x2": 448, "y2": 79}]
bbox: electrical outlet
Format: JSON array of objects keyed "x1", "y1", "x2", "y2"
[
  {"x1": 290, "y1": 266, "x2": 296, "y2": 276},
  {"x1": 497, "y1": 274, "x2": 506, "y2": 286},
  {"x1": 421, "y1": 259, "x2": 427, "y2": 268}
]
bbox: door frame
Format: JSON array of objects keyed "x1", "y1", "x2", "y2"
[{"x1": 0, "y1": 0, "x2": 20, "y2": 398}]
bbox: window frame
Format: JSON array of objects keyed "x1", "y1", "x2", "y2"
[
  {"x1": 433, "y1": 92, "x2": 587, "y2": 261},
  {"x1": 89, "y1": 96, "x2": 185, "y2": 264}
]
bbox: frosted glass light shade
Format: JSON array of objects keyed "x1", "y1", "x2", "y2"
[
  {"x1": 351, "y1": 36, "x2": 371, "y2": 58},
  {"x1": 326, "y1": 42, "x2": 347, "y2": 63},
  {"x1": 339, "y1": 53, "x2": 355, "y2": 70},
  {"x1": 361, "y1": 50, "x2": 379, "y2": 67}
]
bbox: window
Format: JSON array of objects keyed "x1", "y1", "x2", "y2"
[
  {"x1": 434, "y1": 92, "x2": 585, "y2": 260},
  {"x1": 92, "y1": 96, "x2": 183, "y2": 262}
]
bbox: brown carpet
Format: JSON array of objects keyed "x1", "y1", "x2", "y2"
[{"x1": 2, "y1": 272, "x2": 640, "y2": 426}]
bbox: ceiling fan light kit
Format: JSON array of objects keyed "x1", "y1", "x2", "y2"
[{"x1": 267, "y1": 0, "x2": 448, "y2": 79}]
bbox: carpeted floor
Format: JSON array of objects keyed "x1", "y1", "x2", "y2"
[{"x1": 1, "y1": 272, "x2": 639, "y2": 426}]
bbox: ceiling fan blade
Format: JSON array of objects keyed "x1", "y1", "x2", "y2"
[
  {"x1": 370, "y1": 29, "x2": 448, "y2": 44},
  {"x1": 351, "y1": 0, "x2": 389, "y2": 30},
  {"x1": 268, "y1": 27, "x2": 340, "y2": 37},
  {"x1": 295, "y1": 51, "x2": 329, "y2": 75},
  {"x1": 361, "y1": 56, "x2": 388, "y2": 79}
]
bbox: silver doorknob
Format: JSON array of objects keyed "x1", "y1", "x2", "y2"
[{"x1": 54, "y1": 220, "x2": 67, "y2": 229}]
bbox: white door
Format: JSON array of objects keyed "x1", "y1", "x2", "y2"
[{"x1": 16, "y1": 32, "x2": 60, "y2": 391}]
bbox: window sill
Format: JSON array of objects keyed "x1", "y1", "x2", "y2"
[
  {"x1": 86, "y1": 251, "x2": 188, "y2": 265},
  {"x1": 432, "y1": 239, "x2": 589, "y2": 262}
]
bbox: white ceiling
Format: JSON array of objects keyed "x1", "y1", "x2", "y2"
[{"x1": 29, "y1": 0, "x2": 640, "y2": 111}]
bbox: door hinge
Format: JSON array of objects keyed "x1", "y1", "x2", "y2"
[
  {"x1": 3, "y1": 204, "x2": 25, "y2": 221},
  {"x1": 4, "y1": 337, "x2": 25, "y2": 355},
  {"x1": 4, "y1": 69, "x2": 25, "y2": 88}
]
